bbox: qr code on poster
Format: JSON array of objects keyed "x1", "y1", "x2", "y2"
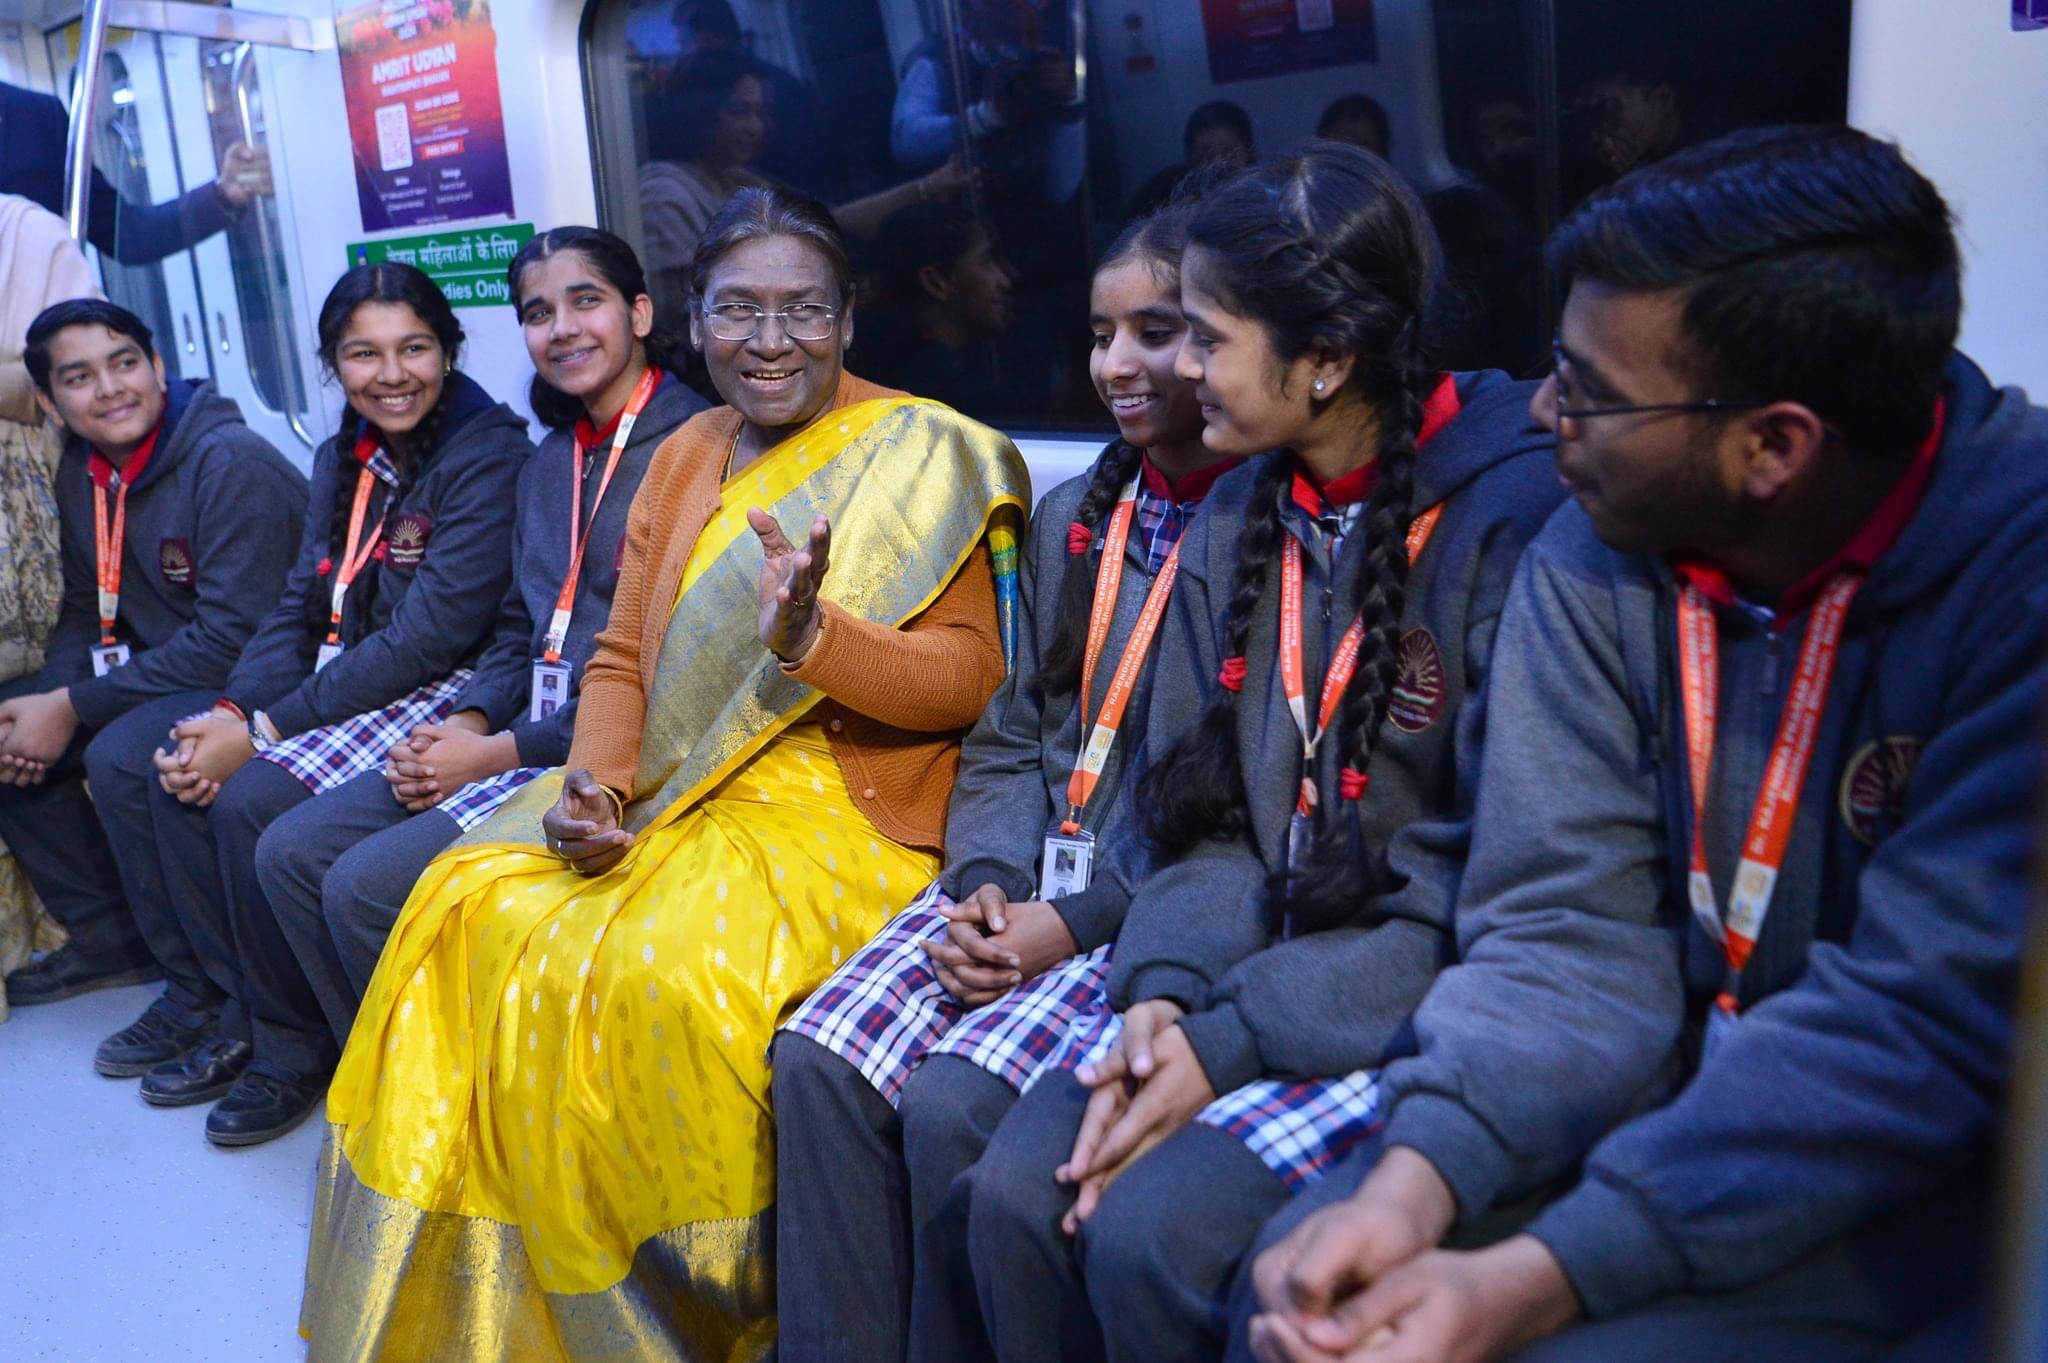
[{"x1": 375, "y1": 103, "x2": 413, "y2": 171}]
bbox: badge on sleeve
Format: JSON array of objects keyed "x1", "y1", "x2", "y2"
[
  {"x1": 90, "y1": 642, "x2": 131, "y2": 677},
  {"x1": 529, "y1": 660, "x2": 573, "y2": 723},
  {"x1": 316, "y1": 640, "x2": 344, "y2": 672},
  {"x1": 1037, "y1": 830, "x2": 1094, "y2": 900}
]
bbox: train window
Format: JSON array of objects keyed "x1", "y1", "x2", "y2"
[
  {"x1": 50, "y1": 21, "x2": 320, "y2": 456},
  {"x1": 581, "y1": 0, "x2": 1851, "y2": 433}
]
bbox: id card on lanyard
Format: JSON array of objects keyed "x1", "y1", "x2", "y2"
[
  {"x1": 530, "y1": 368, "x2": 659, "y2": 723},
  {"x1": 319, "y1": 436, "x2": 390, "y2": 672},
  {"x1": 1679, "y1": 571, "x2": 1860, "y2": 1056},
  {"x1": 88, "y1": 439, "x2": 153, "y2": 677},
  {"x1": 1041, "y1": 473, "x2": 1180, "y2": 900},
  {"x1": 1277, "y1": 503, "x2": 1444, "y2": 879}
]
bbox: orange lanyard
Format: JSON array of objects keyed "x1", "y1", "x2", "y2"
[
  {"x1": 91, "y1": 473, "x2": 132, "y2": 645},
  {"x1": 1279, "y1": 502, "x2": 1443, "y2": 815},
  {"x1": 1060, "y1": 474, "x2": 1181, "y2": 834},
  {"x1": 545, "y1": 367, "x2": 660, "y2": 662},
  {"x1": 326, "y1": 447, "x2": 388, "y2": 646},
  {"x1": 1678, "y1": 571, "x2": 1861, "y2": 1014}
]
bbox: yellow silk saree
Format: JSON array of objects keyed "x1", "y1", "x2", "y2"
[{"x1": 301, "y1": 398, "x2": 1026, "y2": 1361}]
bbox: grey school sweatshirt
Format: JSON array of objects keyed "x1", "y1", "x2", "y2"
[
  {"x1": 223, "y1": 372, "x2": 530, "y2": 737},
  {"x1": 43, "y1": 379, "x2": 306, "y2": 729},
  {"x1": 451, "y1": 373, "x2": 705, "y2": 766},
  {"x1": 1380, "y1": 354, "x2": 2046, "y2": 1329},
  {"x1": 1100, "y1": 370, "x2": 1566, "y2": 1096},
  {"x1": 940, "y1": 441, "x2": 1202, "y2": 945}
]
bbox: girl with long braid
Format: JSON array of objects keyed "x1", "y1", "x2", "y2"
[
  {"x1": 98, "y1": 263, "x2": 531, "y2": 1148},
  {"x1": 943, "y1": 142, "x2": 1567, "y2": 1363},
  {"x1": 772, "y1": 201, "x2": 1228, "y2": 1362}
]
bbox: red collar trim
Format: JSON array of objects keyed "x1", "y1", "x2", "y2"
[
  {"x1": 1138, "y1": 451, "x2": 1231, "y2": 503},
  {"x1": 89, "y1": 418, "x2": 163, "y2": 489},
  {"x1": 1288, "y1": 373, "x2": 1461, "y2": 518},
  {"x1": 574, "y1": 368, "x2": 666, "y2": 451},
  {"x1": 352, "y1": 430, "x2": 384, "y2": 466},
  {"x1": 1675, "y1": 397, "x2": 1946, "y2": 621}
]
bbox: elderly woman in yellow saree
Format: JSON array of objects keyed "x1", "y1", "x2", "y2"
[{"x1": 300, "y1": 187, "x2": 1028, "y2": 1361}]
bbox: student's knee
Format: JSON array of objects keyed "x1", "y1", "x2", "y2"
[
  {"x1": 901, "y1": 1054, "x2": 1015, "y2": 1188},
  {"x1": 253, "y1": 806, "x2": 319, "y2": 911},
  {"x1": 771, "y1": 1031, "x2": 855, "y2": 1114},
  {"x1": 82, "y1": 708, "x2": 165, "y2": 791}
]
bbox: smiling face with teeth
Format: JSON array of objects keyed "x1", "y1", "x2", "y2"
[
  {"x1": 692, "y1": 234, "x2": 852, "y2": 453},
  {"x1": 34, "y1": 323, "x2": 168, "y2": 460},
  {"x1": 334, "y1": 301, "x2": 450, "y2": 449},
  {"x1": 1087, "y1": 256, "x2": 1207, "y2": 474}
]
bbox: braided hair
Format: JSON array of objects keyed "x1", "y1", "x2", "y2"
[
  {"x1": 1038, "y1": 202, "x2": 1199, "y2": 695},
  {"x1": 1139, "y1": 142, "x2": 1445, "y2": 933},
  {"x1": 310, "y1": 263, "x2": 466, "y2": 637}
]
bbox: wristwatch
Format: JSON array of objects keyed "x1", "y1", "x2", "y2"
[{"x1": 248, "y1": 709, "x2": 282, "y2": 753}]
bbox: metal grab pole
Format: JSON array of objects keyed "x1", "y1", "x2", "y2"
[{"x1": 62, "y1": 0, "x2": 116, "y2": 244}]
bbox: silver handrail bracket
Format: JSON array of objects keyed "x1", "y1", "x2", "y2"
[{"x1": 105, "y1": 0, "x2": 335, "y2": 52}]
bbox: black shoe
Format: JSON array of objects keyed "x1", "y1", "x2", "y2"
[
  {"x1": 205, "y1": 1068, "x2": 327, "y2": 1147},
  {"x1": 140, "y1": 1034, "x2": 252, "y2": 1107},
  {"x1": 6, "y1": 945, "x2": 162, "y2": 1006},
  {"x1": 94, "y1": 1003, "x2": 216, "y2": 1078}
]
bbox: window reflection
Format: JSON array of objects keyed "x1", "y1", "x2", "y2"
[{"x1": 587, "y1": 0, "x2": 1852, "y2": 430}]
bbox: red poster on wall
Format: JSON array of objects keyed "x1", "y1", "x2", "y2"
[
  {"x1": 337, "y1": 0, "x2": 516, "y2": 230},
  {"x1": 1201, "y1": 0, "x2": 1377, "y2": 84}
]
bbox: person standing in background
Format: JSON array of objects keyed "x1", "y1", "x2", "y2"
[{"x1": 0, "y1": 80, "x2": 271, "y2": 266}]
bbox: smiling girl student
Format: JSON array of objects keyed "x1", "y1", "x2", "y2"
[
  {"x1": 253, "y1": 228, "x2": 706, "y2": 1055},
  {"x1": 772, "y1": 199, "x2": 1228, "y2": 1362},
  {"x1": 91, "y1": 263, "x2": 530, "y2": 1149},
  {"x1": 937, "y1": 142, "x2": 1567, "y2": 1362}
]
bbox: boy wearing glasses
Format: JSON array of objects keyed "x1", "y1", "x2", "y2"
[{"x1": 1236, "y1": 126, "x2": 2042, "y2": 1363}]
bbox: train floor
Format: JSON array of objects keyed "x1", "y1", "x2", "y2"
[{"x1": 0, "y1": 982, "x2": 320, "y2": 1361}]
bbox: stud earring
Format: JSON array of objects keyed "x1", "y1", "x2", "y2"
[{"x1": 1313, "y1": 379, "x2": 1327, "y2": 393}]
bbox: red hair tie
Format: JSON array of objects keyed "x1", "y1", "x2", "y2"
[
  {"x1": 1218, "y1": 656, "x2": 1248, "y2": 692},
  {"x1": 316, "y1": 557, "x2": 334, "y2": 577},
  {"x1": 1339, "y1": 767, "x2": 1371, "y2": 801},
  {"x1": 1067, "y1": 521, "x2": 1092, "y2": 555}
]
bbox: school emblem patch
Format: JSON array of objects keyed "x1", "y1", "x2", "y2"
[
  {"x1": 1387, "y1": 627, "x2": 1446, "y2": 734},
  {"x1": 1839, "y1": 736, "x2": 1923, "y2": 846},
  {"x1": 157, "y1": 537, "x2": 194, "y2": 587},
  {"x1": 386, "y1": 512, "x2": 432, "y2": 570}
]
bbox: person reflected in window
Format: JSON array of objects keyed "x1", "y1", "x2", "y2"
[
  {"x1": 665, "y1": 0, "x2": 834, "y2": 197},
  {"x1": 0, "y1": 80, "x2": 271, "y2": 266},
  {"x1": 889, "y1": 0, "x2": 1085, "y2": 208},
  {"x1": 1128, "y1": 101, "x2": 1254, "y2": 221},
  {"x1": 1563, "y1": 60, "x2": 1683, "y2": 203},
  {"x1": 1317, "y1": 93, "x2": 1391, "y2": 160},
  {"x1": 640, "y1": 51, "x2": 968, "y2": 343},
  {"x1": 861, "y1": 202, "x2": 1046, "y2": 422},
  {"x1": 1427, "y1": 89, "x2": 1545, "y2": 375}
]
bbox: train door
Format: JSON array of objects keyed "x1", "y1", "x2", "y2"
[{"x1": 49, "y1": 8, "x2": 326, "y2": 464}]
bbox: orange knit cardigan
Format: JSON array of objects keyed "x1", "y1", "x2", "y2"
[{"x1": 567, "y1": 372, "x2": 1005, "y2": 853}]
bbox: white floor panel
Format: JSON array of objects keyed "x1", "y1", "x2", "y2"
[{"x1": 0, "y1": 983, "x2": 320, "y2": 1361}]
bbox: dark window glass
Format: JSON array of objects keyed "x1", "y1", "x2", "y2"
[{"x1": 583, "y1": 0, "x2": 1851, "y2": 431}]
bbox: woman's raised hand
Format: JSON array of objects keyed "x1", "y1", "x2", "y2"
[
  {"x1": 748, "y1": 508, "x2": 831, "y2": 663},
  {"x1": 543, "y1": 767, "x2": 633, "y2": 876}
]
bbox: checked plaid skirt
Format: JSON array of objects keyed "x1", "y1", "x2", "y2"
[
  {"x1": 780, "y1": 880, "x2": 1110, "y2": 1104},
  {"x1": 254, "y1": 672, "x2": 472, "y2": 794}
]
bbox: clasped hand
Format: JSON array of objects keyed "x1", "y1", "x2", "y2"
[
  {"x1": 0, "y1": 689, "x2": 79, "y2": 786},
  {"x1": 1056, "y1": 998, "x2": 1215, "y2": 1234},
  {"x1": 384, "y1": 710, "x2": 514, "y2": 811},
  {"x1": 153, "y1": 707, "x2": 254, "y2": 806},
  {"x1": 922, "y1": 883, "x2": 1078, "y2": 1005}
]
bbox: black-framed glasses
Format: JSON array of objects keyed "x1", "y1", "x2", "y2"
[
  {"x1": 701, "y1": 302, "x2": 840, "y2": 343},
  {"x1": 1550, "y1": 334, "x2": 1764, "y2": 423}
]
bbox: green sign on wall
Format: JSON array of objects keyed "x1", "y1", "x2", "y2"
[{"x1": 345, "y1": 222, "x2": 535, "y2": 308}]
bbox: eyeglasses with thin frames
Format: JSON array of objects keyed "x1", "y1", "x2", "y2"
[
  {"x1": 701, "y1": 302, "x2": 840, "y2": 343},
  {"x1": 1550, "y1": 334, "x2": 1764, "y2": 425}
]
